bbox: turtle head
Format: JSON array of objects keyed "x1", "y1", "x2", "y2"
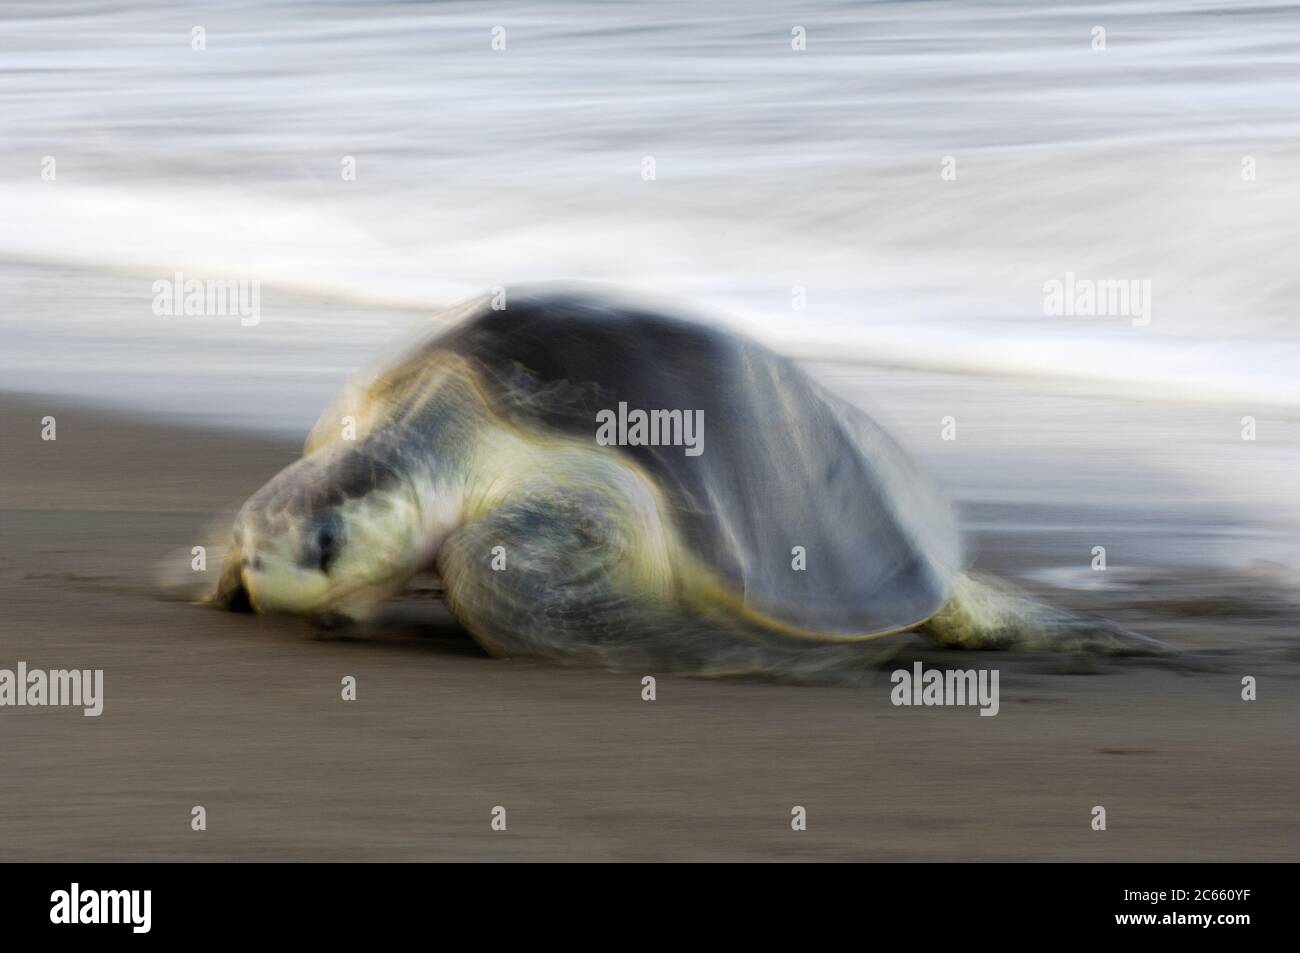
[{"x1": 213, "y1": 445, "x2": 439, "y2": 623}]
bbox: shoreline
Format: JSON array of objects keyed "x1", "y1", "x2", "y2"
[{"x1": 5, "y1": 259, "x2": 1300, "y2": 441}]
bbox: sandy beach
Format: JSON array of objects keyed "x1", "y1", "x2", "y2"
[{"x1": 2, "y1": 389, "x2": 1296, "y2": 862}]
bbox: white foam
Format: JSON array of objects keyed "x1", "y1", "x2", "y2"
[{"x1": 1, "y1": 0, "x2": 1297, "y2": 409}]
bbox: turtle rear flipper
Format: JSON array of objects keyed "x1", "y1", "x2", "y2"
[{"x1": 921, "y1": 572, "x2": 1170, "y2": 656}]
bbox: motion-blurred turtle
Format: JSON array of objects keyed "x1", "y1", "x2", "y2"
[{"x1": 213, "y1": 287, "x2": 1159, "y2": 680}]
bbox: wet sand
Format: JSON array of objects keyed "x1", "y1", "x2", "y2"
[{"x1": 0, "y1": 393, "x2": 1297, "y2": 861}]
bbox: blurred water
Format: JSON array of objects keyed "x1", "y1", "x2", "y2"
[{"x1": 1, "y1": 0, "x2": 1298, "y2": 406}]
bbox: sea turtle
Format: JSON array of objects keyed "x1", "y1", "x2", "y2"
[{"x1": 213, "y1": 286, "x2": 1158, "y2": 680}]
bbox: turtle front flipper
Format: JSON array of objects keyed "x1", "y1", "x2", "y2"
[
  {"x1": 921, "y1": 572, "x2": 1169, "y2": 656},
  {"x1": 435, "y1": 464, "x2": 900, "y2": 682}
]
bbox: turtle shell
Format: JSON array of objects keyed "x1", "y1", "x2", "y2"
[{"x1": 412, "y1": 287, "x2": 963, "y2": 638}]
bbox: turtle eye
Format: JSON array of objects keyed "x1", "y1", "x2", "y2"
[{"x1": 308, "y1": 517, "x2": 342, "y2": 574}]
